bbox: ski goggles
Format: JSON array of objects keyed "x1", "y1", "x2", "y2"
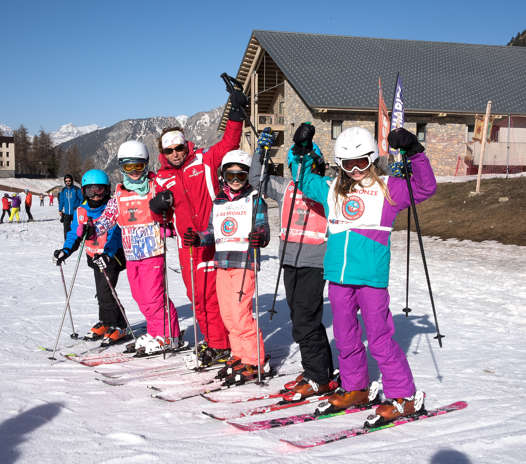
[
  {"x1": 162, "y1": 145, "x2": 186, "y2": 155},
  {"x1": 340, "y1": 155, "x2": 372, "y2": 173},
  {"x1": 224, "y1": 170, "x2": 248, "y2": 183},
  {"x1": 120, "y1": 162, "x2": 147, "y2": 173},
  {"x1": 84, "y1": 185, "x2": 106, "y2": 198}
]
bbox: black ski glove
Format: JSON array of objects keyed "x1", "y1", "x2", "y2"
[
  {"x1": 93, "y1": 253, "x2": 110, "y2": 271},
  {"x1": 387, "y1": 127, "x2": 425, "y2": 157},
  {"x1": 248, "y1": 231, "x2": 265, "y2": 248},
  {"x1": 292, "y1": 122, "x2": 315, "y2": 157},
  {"x1": 228, "y1": 89, "x2": 248, "y2": 122},
  {"x1": 149, "y1": 190, "x2": 174, "y2": 215},
  {"x1": 54, "y1": 248, "x2": 70, "y2": 266},
  {"x1": 183, "y1": 228, "x2": 200, "y2": 247}
]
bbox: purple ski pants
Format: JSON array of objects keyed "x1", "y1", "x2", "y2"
[{"x1": 328, "y1": 283, "x2": 415, "y2": 399}]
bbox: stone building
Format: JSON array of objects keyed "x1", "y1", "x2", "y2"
[
  {"x1": 219, "y1": 30, "x2": 526, "y2": 176},
  {"x1": 0, "y1": 136, "x2": 15, "y2": 178}
]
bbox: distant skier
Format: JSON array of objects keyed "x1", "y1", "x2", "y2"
[
  {"x1": 54, "y1": 169, "x2": 127, "y2": 342},
  {"x1": 1, "y1": 193, "x2": 11, "y2": 223},
  {"x1": 24, "y1": 189, "x2": 34, "y2": 222},
  {"x1": 39, "y1": 194, "x2": 45, "y2": 206},
  {"x1": 49, "y1": 192, "x2": 54, "y2": 206},
  {"x1": 58, "y1": 174, "x2": 83, "y2": 239},
  {"x1": 250, "y1": 125, "x2": 335, "y2": 398},
  {"x1": 289, "y1": 126, "x2": 436, "y2": 425},
  {"x1": 79, "y1": 141, "x2": 181, "y2": 355},
  {"x1": 149, "y1": 87, "x2": 246, "y2": 366},
  {"x1": 184, "y1": 150, "x2": 270, "y2": 377},
  {"x1": 8, "y1": 193, "x2": 21, "y2": 223}
]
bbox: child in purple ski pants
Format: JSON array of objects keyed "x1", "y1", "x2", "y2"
[{"x1": 290, "y1": 126, "x2": 436, "y2": 422}]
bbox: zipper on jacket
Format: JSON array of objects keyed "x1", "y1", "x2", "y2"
[{"x1": 340, "y1": 230, "x2": 349, "y2": 284}]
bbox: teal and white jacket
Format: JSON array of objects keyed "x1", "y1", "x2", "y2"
[{"x1": 289, "y1": 151, "x2": 436, "y2": 288}]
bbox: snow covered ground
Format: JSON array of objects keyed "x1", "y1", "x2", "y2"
[{"x1": 0, "y1": 194, "x2": 525, "y2": 463}]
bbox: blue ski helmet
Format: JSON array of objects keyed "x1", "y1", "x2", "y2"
[
  {"x1": 81, "y1": 169, "x2": 111, "y2": 208},
  {"x1": 82, "y1": 169, "x2": 110, "y2": 187}
]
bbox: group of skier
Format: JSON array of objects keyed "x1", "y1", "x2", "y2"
[
  {"x1": 51, "y1": 81, "x2": 437, "y2": 424},
  {"x1": 0, "y1": 189, "x2": 34, "y2": 223}
]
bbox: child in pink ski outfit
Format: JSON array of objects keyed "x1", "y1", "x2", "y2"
[{"x1": 79, "y1": 140, "x2": 181, "y2": 355}]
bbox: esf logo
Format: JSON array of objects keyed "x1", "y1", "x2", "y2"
[
  {"x1": 221, "y1": 217, "x2": 238, "y2": 236},
  {"x1": 342, "y1": 195, "x2": 364, "y2": 221}
]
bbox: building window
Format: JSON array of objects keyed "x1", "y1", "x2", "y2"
[
  {"x1": 6, "y1": 161, "x2": 9, "y2": 167},
  {"x1": 279, "y1": 101, "x2": 284, "y2": 115},
  {"x1": 417, "y1": 123, "x2": 427, "y2": 142},
  {"x1": 0, "y1": 161, "x2": 3, "y2": 167},
  {"x1": 467, "y1": 124, "x2": 475, "y2": 142},
  {"x1": 331, "y1": 120, "x2": 343, "y2": 139}
]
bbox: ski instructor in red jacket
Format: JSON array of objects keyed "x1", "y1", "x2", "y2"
[{"x1": 150, "y1": 89, "x2": 246, "y2": 367}]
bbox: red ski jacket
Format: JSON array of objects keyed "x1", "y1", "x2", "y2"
[{"x1": 153, "y1": 120, "x2": 242, "y2": 244}]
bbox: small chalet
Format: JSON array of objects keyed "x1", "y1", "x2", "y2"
[{"x1": 220, "y1": 30, "x2": 526, "y2": 176}]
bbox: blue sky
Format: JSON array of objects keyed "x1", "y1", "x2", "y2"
[{"x1": 4, "y1": 0, "x2": 525, "y2": 134}]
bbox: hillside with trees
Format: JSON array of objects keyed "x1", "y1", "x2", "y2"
[
  {"x1": 12, "y1": 125, "x2": 89, "y2": 179},
  {"x1": 508, "y1": 29, "x2": 526, "y2": 46}
]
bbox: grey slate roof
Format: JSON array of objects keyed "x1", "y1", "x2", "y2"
[{"x1": 253, "y1": 30, "x2": 526, "y2": 115}]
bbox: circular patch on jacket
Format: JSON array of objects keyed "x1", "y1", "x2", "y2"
[
  {"x1": 221, "y1": 217, "x2": 238, "y2": 236},
  {"x1": 342, "y1": 195, "x2": 365, "y2": 220}
]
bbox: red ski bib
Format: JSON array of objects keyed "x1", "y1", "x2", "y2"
[{"x1": 280, "y1": 181, "x2": 327, "y2": 245}]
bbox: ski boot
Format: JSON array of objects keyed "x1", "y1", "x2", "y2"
[
  {"x1": 222, "y1": 356, "x2": 272, "y2": 386},
  {"x1": 216, "y1": 356, "x2": 242, "y2": 379},
  {"x1": 124, "y1": 333, "x2": 148, "y2": 353},
  {"x1": 84, "y1": 321, "x2": 109, "y2": 341},
  {"x1": 315, "y1": 380, "x2": 381, "y2": 415},
  {"x1": 365, "y1": 390, "x2": 425, "y2": 427},
  {"x1": 134, "y1": 334, "x2": 170, "y2": 357},
  {"x1": 282, "y1": 373, "x2": 305, "y2": 392},
  {"x1": 101, "y1": 327, "x2": 130, "y2": 346},
  {"x1": 199, "y1": 347, "x2": 231, "y2": 367},
  {"x1": 287, "y1": 376, "x2": 339, "y2": 400}
]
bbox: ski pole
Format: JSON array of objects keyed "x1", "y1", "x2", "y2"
[
  {"x1": 253, "y1": 247, "x2": 262, "y2": 385},
  {"x1": 58, "y1": 263, "x2": 79, "y2": 339},
  {"x1": 400, "y1": 153, "x2": 444, "y2": 347},
  {"x1": 237, "y1": 143, "x2": 272, "y2": 302},
  {"x1": 49, "y1": 234, "x2": 87, "y2": 361},
  {"x1": 188, "y1": 242, "x2": 199, "y2": 368},
  {"x1": 162, "y1": 215, "x2": 173, "y2": 351},
  {"x1": 402, "y1": 207, "x2": 412, "y2": 316},
  {"x1": 221, "y1": 72, "x2": 258, "y2": 137},
  {"x1": 95, "y1": 258, "x2": 136, "y2": 344},
  {"x1": 269, "y1": 154, "x2": 305, "y2": 320}
]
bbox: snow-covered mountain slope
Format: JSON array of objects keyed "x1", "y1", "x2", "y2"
[
  {"x1": 57, "y1": 108, "x2": 221, "y2": 183},
  {"x1": 0, "y1": 182, "x2": 525, "y2": 463},
  {"x1": 0, "y1": 123, "x2": 13, "y2": 136},
  {"x1": 50, "y1": 123, "x2": 101, "y2": 146}
]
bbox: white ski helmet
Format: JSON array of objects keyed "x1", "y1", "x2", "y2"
[
  {"x1": 117, "y1": 140, "x2": 149, "y2": 162},
  {"x1": 221, "y1": 149, "x2": 252, "y2": 172},
  {"x1": 334, "y1": 127, "x2": 378, "y2": 168}
]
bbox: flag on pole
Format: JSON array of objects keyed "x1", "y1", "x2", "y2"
[
  {"x1": 378, "y1": 78, "x2": 390, "y2": 157},
  {"x1": 389, "y1": 73, "x2": 405, "y2": 157}
]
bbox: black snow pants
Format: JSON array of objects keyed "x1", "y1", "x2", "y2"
[
  {"x1": 88, "y1": 250, "x2": 126, "y2": 328},
  {"x1": 283, "y1": 265, "x2": 334, "y2": 384},
  {"x1": 62, "y1": 214, "x2": 74, "y2": 239}
]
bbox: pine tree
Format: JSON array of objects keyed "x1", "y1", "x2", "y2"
[{"x1": 13, "y1": 125, "x2": 31, "y2": 176}]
